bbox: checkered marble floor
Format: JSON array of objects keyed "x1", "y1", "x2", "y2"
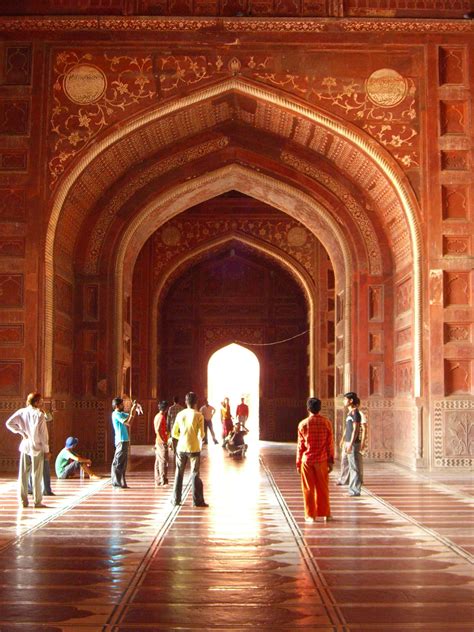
[{"x1": 0, "y1": 442, "x2": 472, "y2": 631}]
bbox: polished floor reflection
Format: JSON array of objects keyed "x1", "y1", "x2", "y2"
[{"x1": 0, "y1": 443, "x2": 472, "y2": 630}]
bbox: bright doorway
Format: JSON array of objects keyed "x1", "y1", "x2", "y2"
[{"x1": 207, "y1": 343, "x2": 260, "y2": 441}]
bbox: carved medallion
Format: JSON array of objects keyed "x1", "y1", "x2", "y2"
[
  {"x1": 366, "y1": 69, "x2": 408, "y2": 108},
  {"x1": 64, "y1": 64, "x2": 107, "y2": 105},
  {"x1": 287, "y1": 226, "x2": 307, "y2": 247},
  {"x1": 161, "y1": 226, "x2": 181, "y2": 246}
]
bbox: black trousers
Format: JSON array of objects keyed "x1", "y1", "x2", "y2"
[{"x1": 172, "y1": 451, "x2": 205, "y2": 506}]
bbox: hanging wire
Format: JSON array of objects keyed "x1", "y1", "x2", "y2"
[{"x1": 233, "y1": 329, "x2": 309, "y2": 347}]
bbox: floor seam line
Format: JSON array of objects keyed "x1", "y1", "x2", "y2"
[{"x1": 260, "y1": 455, "x2": 350, "y2": 632}]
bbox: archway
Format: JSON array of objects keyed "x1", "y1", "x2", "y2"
[
  {"x1": 208, "y1": 344, "x2": 260, "y2": 441},
  {"x1": 45, "y1": 78, "x2": 422, "y2": 398}
]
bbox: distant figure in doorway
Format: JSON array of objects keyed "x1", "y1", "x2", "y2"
[
  {"x1": 167, "y1": 396, "x2": 184, "y2": 453},
  {"x1": 111, "y1": 397, "x2": 138, "y2": 489},
  {"x1": 343, "y1": 392, "x2": 362, "y2": 497},
  {"x1": 337, "y1": 396, "x2": 368, "y2": 486},
  {"x1": 224, "y1": 421, "x2": 248, "y2": 458},
  {"x1": 5, "y1": 392, "x2": 51, "y2": 508},
  {"x1": 171, "y1": 391, "x2": 208, "y2": 507},
  {"x1": 220, "y1": 397, "x2": 233, "y2": 445},
  {"x1": 236, "y1": 397, "x2": 249, "y2": 429},
  {"x1": 199, "y1": 399, "x2": 218, "y2": 445},
  {"x1": 296, "y1": 397, "x2": 334, "y2": 523},
  {"x1": 55, "y1": 437, "x2": 100, "y2": 480},
  {"x1": 154, "y1": 400, "x2": 169, "y2": 487}
]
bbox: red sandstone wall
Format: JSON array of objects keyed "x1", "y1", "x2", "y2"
[{"x1": 0, "y1": 16, "x2": 472, "y2": 469}]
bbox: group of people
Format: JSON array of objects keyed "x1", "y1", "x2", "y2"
[
  {"x1": 296, "y1": 391, "x2": 367, "y2": 523},
  {"x1": 149, "y1": 394, "x2": 250, "y2": 505},
  {"x1": 6, "y1": 388, "x2": 366, "y2": 522},
  {"x1": 5, "y1": 392, "x2": 100, "y2": 508}
]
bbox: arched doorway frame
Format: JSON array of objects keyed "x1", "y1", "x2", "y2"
[
  {"x1": 45, "y1": 77, "x2": 423, "y2": 396},
  {"x1": 149, "y1": 230, "x2": 319, "y2": 398}
]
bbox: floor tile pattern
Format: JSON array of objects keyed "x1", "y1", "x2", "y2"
[{"x1": 0, "y1": 443, "x2": 472, "y2": 631}]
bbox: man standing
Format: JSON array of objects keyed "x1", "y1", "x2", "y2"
[
  {"x1": 5, "y1": 392, "x2": 50, "y2": 508},
  {"x1": 111, "y1": 397, "x2": 137, "y2": 488},
  {"x1": 236, "y1": 397, "x2": 249, "y2": 429},
  {"x1": 167, "y1": 395, "x2": 184, "y2": 453},
  {"x1": 343, "y1": 391, "x2": 362, "y2": 497},
  {"x1": 199, "y1": 399, "x2": 218, "y2": 445},
  {"x1": 154, "y1": 401, "x2": 169, "y2": 487},
  {"x1": 337, "y1": 396, "x2": 368, "y2": 486},
  {"x1": 171, "y1": 391, "x2": 208, "y2": 507},
  {"x1": 296, "y1": 397, "x2": 334, "y2": 523}
]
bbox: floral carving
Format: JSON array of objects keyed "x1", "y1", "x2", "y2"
[
  {"x1": 446, "y1": 412, "x2": 474, "y2": 457},
  {"x1": 152, "y1": 215, "x2": 316, "y2": 282},
  {"x1": 310, "y1": 75, "x2": 419, "y2": 169},
  {"x1": 49, "y1": 51, "x2": 156, "y2": 187}
]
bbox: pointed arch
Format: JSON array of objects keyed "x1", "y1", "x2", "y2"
[{"x1": 45, "y1": 77, "x2": 423, "y2": 395}]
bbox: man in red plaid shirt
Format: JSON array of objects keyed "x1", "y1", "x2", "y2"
[{"x1": 296, "y1": 397, "x2": 334, "y2": 523}]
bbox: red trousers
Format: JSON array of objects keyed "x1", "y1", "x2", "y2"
[{"x1": 300, "y1": 460, "x2": 330, "y2": 519}]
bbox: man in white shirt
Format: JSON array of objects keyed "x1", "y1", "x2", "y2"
[
  {"x1": 199, "y1": 399, "x2": 218, "y2": 445},
  {"x1": 5, "y1": 392, "x2": 51, "y2": 508}
]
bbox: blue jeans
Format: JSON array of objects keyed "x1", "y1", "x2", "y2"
[{"x1": 346, "y1": 443, "x2": 362, "y2": 495}]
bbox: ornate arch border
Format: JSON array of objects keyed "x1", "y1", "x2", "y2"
[
  {"x1": 117, "y1": 164, "x2": 352, "y2": 396},
  {"x1": 45, "y1": 77, "x2": 423, "y2": 396},
  {"x1": 148, "y1": 231, "x2": 319, "y2": 398}
]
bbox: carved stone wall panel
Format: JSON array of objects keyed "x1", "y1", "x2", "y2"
[
  {"x1": 441, "y1": 185, "x2": 469, "y2": 220},
  {"x1": 54, "y1": 275, "x2": 73, "y2": 316},
  {"x1": 4, "y1": 46, "x2": 32, "y2": 85},
  {"x1": 395, "y1": 326, "x2": 411, "y2": 348},
  {"x1": 83, "y1": 284, "x2": 99, "y2": 321},
  {"x1": 440, "y1": 101, "x2": 467, "y2": 135},
  {"x1": 442, "y1": 235, "x2": 470, "y2": 256},
  {"x1": 0, "y1": 149, "x2": 27, "y2": 171},
  {"x1": 439, "y1": 47, "x2": 466, "y2": 86},
  {"x1": 444, "y1": 271, "x2": 471, "y2": 306},
  {"x1": 368, "y1": 285, "x2": 384, "y2": 321},
  {"x1": 368, "y1": 331, "x2": 383, "y2": 353},
  {"x1": 444, "y1": 323, "x2": 471, "y2": 344},
  {"x1": 0, "y1": 360, "x2": 22, "y2": 396},
  {"x1": 395, "y1": 277, "x2": 412, "y2": 316},
  {"x1": 0, "y1": 273, "x2": 23, "y2": 308},
  {"x1": 366, "y1": 407, "x2": 393, "y2": 460},
  {"x1": 369, "y1": 363, "x2": 383, "y2": 396},
  {"x1": 53, "y1": 361, "x2": 71, "y2": 395},
  {"x1": 0, "y1": 188, "x2": 26, "y2": 221},
  {"x1": 434, "y1": 399, "x2": 474, "y2": 467},
  {"x1": 441, "y1": 150, "x2": 469, "y2": 171},
  {"x1": 395, "y1": 360, "x2": 412, "y2": 396},
  {"x1": 0, "y1": 100, "x2": 30, "y2": 135},
  {"x1": 0, "y1": 237, "x2": 25, "y2": 257},
  {"x1": 0, "y1": 324, "x2": 23, "y2": 345},
  {"x1": 444, "y1": 359, "x2": 471, "y2": 395}
]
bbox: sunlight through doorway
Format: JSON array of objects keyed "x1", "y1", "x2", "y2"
[{"x1": 208, "y1": 343, "x2": 260, "y2": 441}]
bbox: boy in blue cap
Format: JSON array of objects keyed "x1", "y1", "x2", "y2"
[{"x1": 55, "y1": 437, "x2": 100, "y2": 480}]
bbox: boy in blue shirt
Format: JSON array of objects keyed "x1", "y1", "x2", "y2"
[{"x1": 111, "y1": 397, "x2": 137, "y2": 488}]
